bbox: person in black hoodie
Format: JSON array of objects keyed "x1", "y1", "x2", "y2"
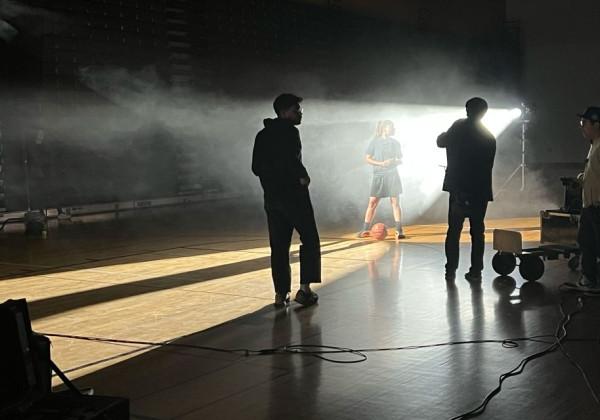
[
  {"x1": 252, "y1": 93, "x2": 320, "y2": 307},
  {"x1": 437, "y1": 97, "x2": 496, "y2": 282}
]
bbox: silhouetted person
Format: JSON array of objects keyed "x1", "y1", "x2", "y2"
[
  {"x1": 357, "y1": 120, "x2": 405, "y2": 239},
  {"x1": 252, "y1": 93, "x2": 320, "y2": 307},
  {"x1": 437, "y1": 97, "x2": 496, "y2": 282},
  {"x1": 571, "y1": 106, "x2": 600, "y2": 291}
]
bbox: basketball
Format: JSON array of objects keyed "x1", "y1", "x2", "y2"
[{"x1": 370, "y1": 223, "x2": 387, "y2": 240}]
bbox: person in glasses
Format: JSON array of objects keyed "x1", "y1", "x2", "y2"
[
  {"x1": 252, "y1": 93, "x2": 321, "y2": 307},
  {"x1": 357, "y1": 120, "x2": 405, "y2": 240},
  {"x1": 437, "y1": 97, "x2": 496, "y2": 282},
  {"x1": 570, "y1": 106, "x2": 600, "y2": 291}
]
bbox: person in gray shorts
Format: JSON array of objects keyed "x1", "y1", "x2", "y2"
[{"x1": 357, "y1": 120, "x2": 405, "y2": 239}]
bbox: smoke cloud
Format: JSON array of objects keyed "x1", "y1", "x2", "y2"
[
  {"x1": 72, "y1": 63, "x2": 541, "y2": 227},
  {"x1": 0, "y1": 18, "x2": 16, "y2": 41},
  {"x1": 0, "y1": 0, "x2": 65, "y2": 41},
  {"x1": 3, "y1": 48, "x2": 565, "y2": 228}
]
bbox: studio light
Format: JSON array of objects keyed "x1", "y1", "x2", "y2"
[{"x1": 496, "y1": 102, "x2": 534, "y2": 196}]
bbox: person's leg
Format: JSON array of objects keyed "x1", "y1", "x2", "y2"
[
  {"x1": 589, "y1": 207, "x2": 600, "y2": 286},
  {"x1": 265, "y1": 200, "x2": 294, "y2": 297},
  {"x1": 365, "y1": 196, "x2": 380, "y2": 224},
  {"x1": 390, "y1": 196, "x2": 404, "y2": 238},
  {"x1": 289, "y1": 191, "x2": 321, "y2": 305},
  {"x1": 390, "y1": 196, "x2": 402, "y2": 222},
  {"x1": 360, "y1": 174, "x2": 385, "y2": 235},
  {"x1": 292, "y1": 192, "x2": 321, "y2": 286},
  {"x1": 445, "y1": 195, "x2": 465, "y2": 277},
  {"x1": 579, "y1": 207, "x2": 598, "y2": 285},
  {"x1": 359, "y1": 197, "x2": 380, "y2": 236},
  {"x1": 467, "y1": 199, "x2": 489, "y2": 275}
]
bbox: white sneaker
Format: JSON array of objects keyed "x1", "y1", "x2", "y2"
[
  {"x1": 563, "y1": 276, "x2": 600, "y2": 292},
  {"x1": 578, "y1": 275, "x2": 597, "y2": 289}
]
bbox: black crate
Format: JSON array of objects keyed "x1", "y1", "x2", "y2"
[
  {"x1": 540, "y1": 210, "x2": 579, "y2": 245},
  {"x1": 560, "y1": 177, "x2": 582, "y2": 213},
  {"x1": 24, "y1": 392, "x2": 129, "y2": 420}
]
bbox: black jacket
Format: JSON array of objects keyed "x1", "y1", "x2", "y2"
[
  {"x1": 252, "y1": 118, "x2": 309, "y2": 197},
  {"x1": 437, "y1": 118, "x2": 496, "y2": 201}
]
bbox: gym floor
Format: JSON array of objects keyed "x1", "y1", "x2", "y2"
[{"x1": 1, "y1": 203, "x2": 598, "y2": 420}]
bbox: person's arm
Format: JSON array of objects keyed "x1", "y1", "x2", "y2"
[
  {"x1": 437, "y1": 131, "x2": 450, "y2": 148},
  {"x1": 299, "y1": 175, "x2": 310, "y2": 186},
  {"x1": 578, "y1": 146, "x2": 594, "y2": 183},
  {"x1": 286, "y1": 127, "x2": 310, "y2": 185},
  {"x1": 251, "y1": 133, "x2": 264, "y2": 177},
  {"x1": 395, "y1": 140, "x2": 403, "y2": 165},
  {"x1": 437, "y1": 121, "x2": 458, "y2": 148},
  {"x1": 366, "y1": 154, "x2": 393, "y2": 167}
]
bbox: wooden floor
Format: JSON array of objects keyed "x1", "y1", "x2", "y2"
[{"x1": 1, "y1": 206, "x2": 599, "y2": 419}]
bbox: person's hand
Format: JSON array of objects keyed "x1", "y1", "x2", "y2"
[
  {"x1": 382, "y1": 159, "x2": 393, "y2": 167},
  {"x1": 300, "y1": 176, "x2": 311, "y2": 186}
]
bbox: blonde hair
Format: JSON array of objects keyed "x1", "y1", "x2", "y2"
[{"x1": 374, "y1": 120, "x2": 394, "y2": 138}]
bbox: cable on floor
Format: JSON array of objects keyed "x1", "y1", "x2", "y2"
[
  {"x1": 449, "y1": 292, "x2": 596, "y2": 419},
  {"x1": 40, "y1": 332, "x2": 580, "y2": 367},
  {"x1": 37, "y1": 283, "x2": 600, "y2": 418}
]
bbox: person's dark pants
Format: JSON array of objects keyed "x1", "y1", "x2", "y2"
[
  {"x1": 578, "y1": 206, "x2": 600, "y2": 284},
  {"x1": 264, "y1": 190, "x2": 321, "y2": 295},
  {"x1": 445, "y1": 194, "x2": 489, "y2": 274}
]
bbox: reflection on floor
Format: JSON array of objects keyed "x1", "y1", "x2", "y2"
[{"x1": 1, "y1": 213, "x2": 599, "y2": 419}]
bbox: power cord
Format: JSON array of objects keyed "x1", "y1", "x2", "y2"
[
  {"x1": 0, "y1": 217, "x2": 23, "y2": 231},
  {"x1": 555, "y1": 296, "x2": 600, "y2": 405},
  {"x1": 38, "y1": 288, "x2": 600, "y2": 418},
  {"x1": 39, "y1": 332, "x2": 562, "y2": 366},
  {"x1": 448, "y1": 295, "x2": 579, "y2": 419},
  {"x1": 449, "y1": 289, "x2": 600, "y2": 419}
]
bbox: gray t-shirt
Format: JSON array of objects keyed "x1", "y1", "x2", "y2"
[{"x1": 366, "y1": 136, "x2": 403, "y2": 174}]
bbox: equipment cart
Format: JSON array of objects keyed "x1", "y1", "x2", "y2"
[{"x1": 491, "y1": 177, "x2": 581, "y2": 281}]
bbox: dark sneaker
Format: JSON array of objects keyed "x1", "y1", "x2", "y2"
[
  {"x1": 396, "y1": 229, "x2": 406, "y2": 240},
  {"x1": 585, "y1": 285, "x2": 600, "y2": 293},
  {"x1": 464, "y1": 271, "x2": 482, "y2": 282},
  {"x1": 445, "y1": 271, "x2": 456, "y2": 281},
  {"x1": 274, "y1": 293, "x2": 290, "y2": 307},
  {"x1": 294, "y1": 289, "x2": 319, "y2": 307},
  {"x1": 357, "y1": 230, "x2": 369, "y2": 238}
]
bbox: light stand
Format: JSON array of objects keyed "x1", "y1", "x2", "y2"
[
  {"x1": 495, "y1": 104, "x2": 531, "y2": 198},
  {"x1": 23, "y1": 129, "x2": 48, "y2": 237}
]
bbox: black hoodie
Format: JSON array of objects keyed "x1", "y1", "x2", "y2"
[{"x1": 252, "y1": 118, "x2": 309, "y2": 198}]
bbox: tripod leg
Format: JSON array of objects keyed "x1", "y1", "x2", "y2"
[
  {"x1": 495, "y1": 164, "x2": 523, "y2": 199},
  {"x1": 50, "y1": 359, "x2": 82, "y2": 395}
]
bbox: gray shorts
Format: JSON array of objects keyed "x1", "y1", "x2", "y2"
[{"x1": 370, "y1": 172, "x2": 402, "y2": 197}]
